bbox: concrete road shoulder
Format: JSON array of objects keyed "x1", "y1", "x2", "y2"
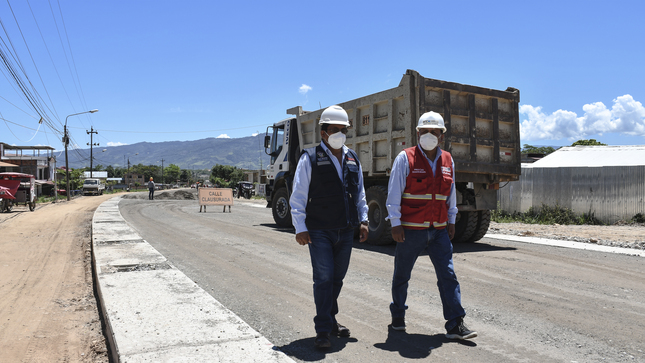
[{"x1": 92, "y1": 196, "x2": 296, "y2": 362}]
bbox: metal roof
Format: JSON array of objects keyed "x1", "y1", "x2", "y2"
[{"x1": 530, "y1": 145, "x2": 645, "y2": 168}]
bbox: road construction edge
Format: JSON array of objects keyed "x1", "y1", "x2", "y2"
[{"x1": 91, "y1": 196, "x2": 296, "y2": 362}]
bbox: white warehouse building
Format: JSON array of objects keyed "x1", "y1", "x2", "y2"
[{"x1": 498, "y1": 145, "x2": 645, "y2": 224}]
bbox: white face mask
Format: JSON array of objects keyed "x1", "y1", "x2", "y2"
[
  {"x1": 325, "y1": 131, "x2": 346, "y2": 149},
  {"x1": 419, "y1": 132, "x2": 439, "y2": 151}
]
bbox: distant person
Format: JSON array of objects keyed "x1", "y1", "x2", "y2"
[
  {"x1": 289, "y1": 105, "x2": 369, "y2": 349},
  {"x1": 386, "y1": 111, "x2": 477, "y2": 340},
  {"x1": 148, "y1": 177, "x2": 155, "y2": 200},
  {"x1": 237, "y1": 183, "x2": 242, "y2": 199}
]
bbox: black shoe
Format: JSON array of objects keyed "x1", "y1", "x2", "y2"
[
  {"x1": 391, "y1": 317, "x2": 406, "y2": 331},
  {"x1": 314, "y1": 332, "x2": 331, "y2": 349},
  {"x1": 331, "y1": 323, "x2": 350, "y2": 337},
  {"x1": 446, "y1": 319, "x2": 477, "y2": 340}
]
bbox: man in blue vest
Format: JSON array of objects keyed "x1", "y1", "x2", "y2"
[
  {"x1": 290, "y1": 105, "x2": 370, "y2": 349},
  {"x1": 385, "y1": 111, "x2": 477, "y2": 340}
]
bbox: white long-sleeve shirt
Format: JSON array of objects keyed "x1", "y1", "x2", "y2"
[
  {"x1": 290, "y1": 142, "x2": 369, "y2": 234},
  {"x1": 386, "y1": 146, "x2": 457, "y2": 227}
]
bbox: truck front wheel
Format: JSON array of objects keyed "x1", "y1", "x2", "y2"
[
  {"x1": 365, "y1": 186, "x2": 393, "y2": 245},
  {"x1": 271, "y1": 188, "x2": 293, "y2": 227}
]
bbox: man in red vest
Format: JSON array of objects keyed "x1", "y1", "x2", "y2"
[{"x1": 385, "y1": 111, "x2": 477, "y2": 340}]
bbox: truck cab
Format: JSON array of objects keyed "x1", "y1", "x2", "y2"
[
  {"x1": 264, "y1": 114, "x2": 300, "y2": 226},
  {"x1": 82, "y1": 178, "x2": 105, "y2": 196}
]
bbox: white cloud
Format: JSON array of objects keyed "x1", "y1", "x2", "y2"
[
  {"x1": 216, "y1": 134, "x2": 230, "y2": 139},
  {"x1": 251, "y1": 132, "x2": 259, "y2": 137},
  {"x1": 107, "y1": 141, "x2": 128, "y2": 147},
  {"x1": 299, "y1": 84, "x2": 312, "y2": 94},
  {"x1": 520, "y1": 95, "x2": 645, "y2": 141}
]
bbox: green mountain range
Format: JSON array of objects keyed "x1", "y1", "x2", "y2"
[{"x1": 67, "y1": 135, "x2": 271, "y2": 171}]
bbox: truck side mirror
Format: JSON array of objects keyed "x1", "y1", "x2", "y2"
[{"x1": 264, "y1": 135, "x2": 271, "y2": 149}]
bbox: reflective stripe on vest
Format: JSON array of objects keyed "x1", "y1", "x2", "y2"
[{"x1": 402, "y1": 193, "x2": 448, "y2": 201}]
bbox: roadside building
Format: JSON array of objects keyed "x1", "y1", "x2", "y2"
[
  {"x1": 0, "y1": 161, "x2": 19, "y2": 172},
  {"x1": 498, "y1": 145, "x2": 645, "y2": 224},
  {"x1": 124, "y1": 173, "x2": 144, "y2": 187},
  {"x1": 0, "y1": 142, "x2": 56, "y2": 196}
]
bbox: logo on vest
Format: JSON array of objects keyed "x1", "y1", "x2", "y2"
[
  {"x1": 441, "y1": 166, "x2": 451, "y2": 175},
  {"x1": 412, "y1": 168, "x2": 426, "y2": 174}
]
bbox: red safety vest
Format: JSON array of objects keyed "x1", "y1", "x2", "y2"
[{"x1": 400, "y1": 146, "x2": 453, "y2": 230}]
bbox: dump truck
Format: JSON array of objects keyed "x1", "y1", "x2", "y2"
[
  {"x1": 82, "y1": 178, "x2": 105, "y2": 196},
  {"x1": 264, "y1": 69, "x2": 520, "y2": 244}
]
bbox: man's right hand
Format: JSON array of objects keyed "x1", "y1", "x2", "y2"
[
  {"x1": 391, "y1": 226, "x2": 405, "y2": 243},
  {"x1": 295, "y1": 231, "x2": 312, "y2": 245}
]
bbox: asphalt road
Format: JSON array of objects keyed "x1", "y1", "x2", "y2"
[{"x1": 119, "y1": 197, "x2": 645, "y2": 363}]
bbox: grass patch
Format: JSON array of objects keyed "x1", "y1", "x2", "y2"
[{"x1": 492, "y1": 203, "x2": 604, "y2": 225}]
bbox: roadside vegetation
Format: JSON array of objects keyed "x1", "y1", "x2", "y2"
[
  {"x1": 493, "y1": 204, "x2": 645, "y2": 226},
  {"x1": 492, "y1": 203, "x2": 605, "y2": 225}
]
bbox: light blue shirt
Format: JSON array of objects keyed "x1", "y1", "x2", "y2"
[
  {"x1": 290, "y1": 142, "x2": 369, "y2": 234},
  {"x1": 386, "y1": 146, "x2": 457, "y2": 228}
]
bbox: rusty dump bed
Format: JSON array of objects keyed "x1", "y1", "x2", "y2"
[{"x1": 296, "y1": 69, "x2": 521, "y2": 184}]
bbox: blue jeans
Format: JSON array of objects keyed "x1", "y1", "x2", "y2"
[
  {"x1": 390, "y1": 227, "x2": 466, "y2": 331},
  {"x1": 308, "y1": 228, "x2": 354, "y2": 333}
]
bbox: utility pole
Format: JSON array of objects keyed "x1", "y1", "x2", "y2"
[
  {"x1": 161, "y1": 158, "x2": 165, "y2": 185},
  {"x1": 87, "y1": 127, "x2": 99, "y2": 178},
  {"x1": 64, "y1": 109, "x2": 98, "y2": 201}
]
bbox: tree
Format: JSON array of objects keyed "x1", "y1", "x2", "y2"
[
  {"x1": 210, "y1": 164, "x2": 244, "y2": 188},
  {"x1": 522, "y1": 144, "x2": 556, "y2": 155},
  {"x1": 180, "y1": 170, "x2": 190, "y2": 183},
  {"x1": 164, "y1": 164, "x2": 181, "y2": 184},
  {"x1": 571, "y1": 139, "x2": 607, "y2": 146}
]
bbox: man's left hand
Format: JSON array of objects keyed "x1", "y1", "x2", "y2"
[
  {"x1": 359, "y1": 224, "x2": 369, "y2": 243},
  {"x1": 448, "y1": 223, "x2": 455, "y2": 240}
]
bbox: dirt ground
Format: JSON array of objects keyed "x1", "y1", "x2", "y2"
[
  {"x1": 0, "y1": 194, "x2": 117, "y2": 363},
  {"x1": 488, "y1": 220, "x2": 645, "y2": 250},
  {"x1": 0, "y1": 190, "x2": 642, "y2": 363}
]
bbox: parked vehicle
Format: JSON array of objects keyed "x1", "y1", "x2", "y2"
[
  {"x1": 235, "y1": 181, "x2": 255, "y2": 199},
  {"x1": 0, "y1": 172, "x2": 36, "y2": 212},
  {"x1": 82, "y1": 178, "x2": 105, "y2": 196},
  {"x1": 264, "y1": 69, "x2": 521, "y2": 244}
]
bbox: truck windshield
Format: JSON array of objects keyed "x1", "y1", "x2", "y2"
[
  {"x1": 270, "y1": 126, "x2": 284, "y2": 165},
  {"x1": 84, "y1": 180, "x2": 97, "y2": 185}
]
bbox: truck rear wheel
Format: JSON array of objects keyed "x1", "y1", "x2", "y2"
[
  {"x1": 271, "y1": 187, "x2": 293, "y2": 227},
  {"x1": 467, "y1": 210, "x2": 491, "y2": 242},
  {"x1": 452, "y1": 211, "x2": 478, "y2": 243},
  {"x1": 365, "y1": 186, "x2": 393, "y2": 245}
]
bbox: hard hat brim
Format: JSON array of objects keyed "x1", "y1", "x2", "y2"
[
  {"x1": 416, "y1": 125, "x2": 447, "y2": 133},
  {"x1": 320, "y1": 120, "x2": 351, "y2": 126}
]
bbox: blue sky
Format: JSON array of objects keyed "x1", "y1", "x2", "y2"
[{"x1": 2, "y1": 0, "x2": 644, "y2": 153}]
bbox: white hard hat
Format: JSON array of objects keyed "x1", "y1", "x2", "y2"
[
  {"x1": 319, "y1": 105, "x2": 350, "y2": 127},
  {"x1": 416, "y1": 111, "x2": 446, "y2": 133}
]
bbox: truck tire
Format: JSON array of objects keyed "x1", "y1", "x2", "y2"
[
  {"x1": 467, "y1": 210, "x2": 491, "y2": 242},
  {"x1": 272, "y1": 187, "x2": 293, "y2": 227},
  {"x1": 452, "y1": 211, "x2": 477, "y2": 243},
  {"x1": 365, "y1": 185, "x2": 393, "y2": 245}
]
